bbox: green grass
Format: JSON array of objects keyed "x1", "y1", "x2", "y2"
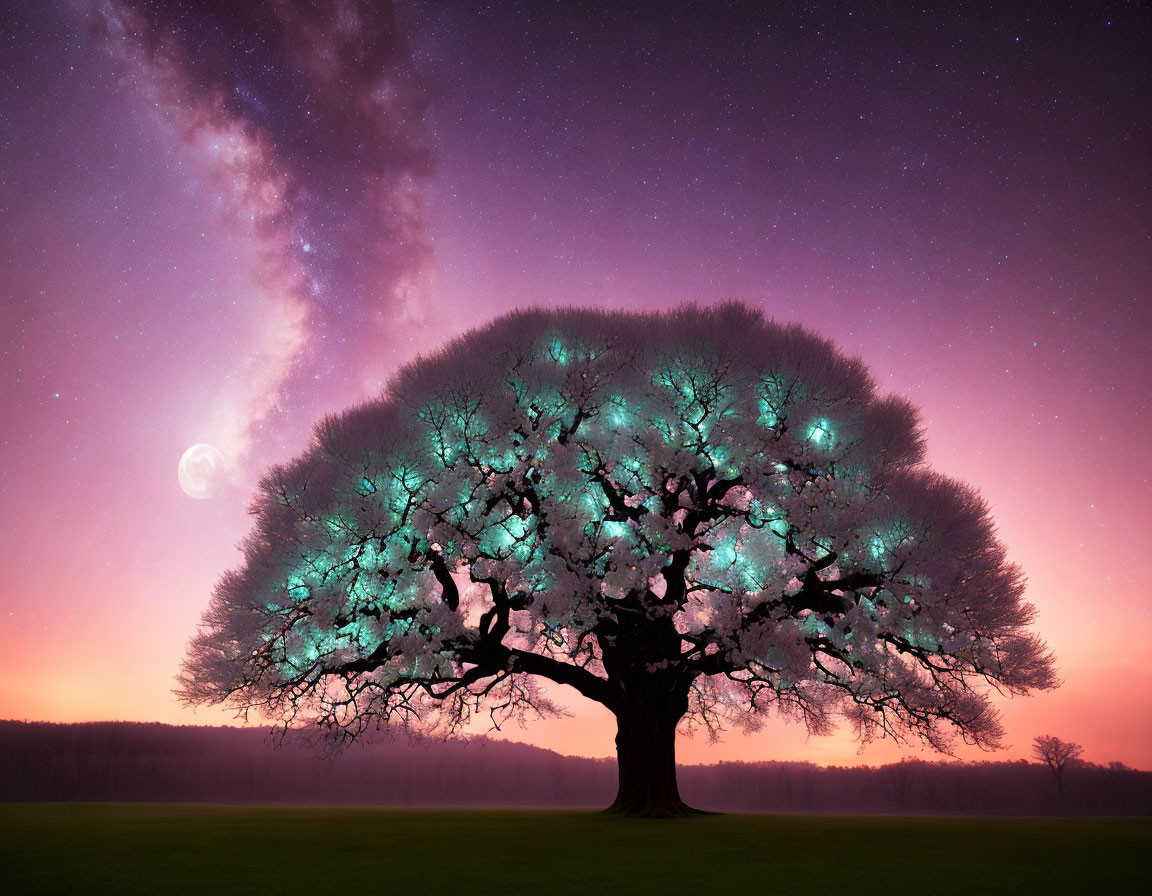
[{"x1": 1, "y1": 804, "x2": 1148, "y2": 895}]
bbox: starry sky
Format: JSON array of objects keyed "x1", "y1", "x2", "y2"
[{"x1": 2, "y1": 0, "x2": 1149, "y2": 768}]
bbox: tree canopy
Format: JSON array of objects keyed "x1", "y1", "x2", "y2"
[{"x1": 179, "y1": 303, "x2": 1056, "y2": 816}]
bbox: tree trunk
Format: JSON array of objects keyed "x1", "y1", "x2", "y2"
[{"x1": 604, "y1": 703, "x2": 703, "y2": 818}]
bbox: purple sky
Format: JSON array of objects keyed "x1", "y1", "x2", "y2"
[{"x1": 1, "y1": 0, "x2": 1149, "y2": 768}]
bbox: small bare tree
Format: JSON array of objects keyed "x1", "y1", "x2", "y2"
[{"x1": 1032, "y1": 735, "x2": 1084, "y2": 800}]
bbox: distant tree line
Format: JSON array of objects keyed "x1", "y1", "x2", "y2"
[{"x1": 1, "y1": 721, "x2": 1147, "y2": 815}]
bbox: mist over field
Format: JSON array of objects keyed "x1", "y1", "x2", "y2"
[{"x1": 3, "y1": 721, "x2": 1147, "y2": 815}]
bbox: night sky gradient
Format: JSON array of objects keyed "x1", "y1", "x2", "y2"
[{"x1": 1, "y1": 0, "x2": 1149, "y2": 768}]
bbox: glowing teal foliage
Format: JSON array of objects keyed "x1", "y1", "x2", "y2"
[
  {"x1": 713, "y1": 531, "x2": 739, "y2": 569},
  {"x1": 548, "y1": 336, "x2": 571, "y2": 366},
  {"x1": 600, "y1": 520, "x2": 631, "y2": 539},
  {"x1": 606, "y1": 394, "x2": 632, "y2": 430},
  {"x1": 806, "y1": 418, "x2": 833, "y2": 446}
]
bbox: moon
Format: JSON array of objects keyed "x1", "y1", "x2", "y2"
[{"x1": 178, "y1": 443, "x2": 227, "y2": 499}]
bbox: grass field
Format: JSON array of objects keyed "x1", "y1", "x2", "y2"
[{"x1": 1, "y1": 804, "x2": 1148, "y2": 895}]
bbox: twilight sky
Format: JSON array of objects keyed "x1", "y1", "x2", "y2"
[{"x1": 1, "y1": 0, "x2": 1149, "y2": 768}]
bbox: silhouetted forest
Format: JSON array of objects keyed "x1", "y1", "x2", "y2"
[{"x1": 2, "y1": 721, "x2": 1147, "y2": 814}]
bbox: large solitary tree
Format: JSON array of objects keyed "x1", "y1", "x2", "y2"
[{"x1": 179, "y1": 304, "x2": 1056, "y2": 816}]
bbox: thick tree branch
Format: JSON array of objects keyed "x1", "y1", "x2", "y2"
[{"x1": 426, "y1": 550, "x2": 460, "y2": 612}]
